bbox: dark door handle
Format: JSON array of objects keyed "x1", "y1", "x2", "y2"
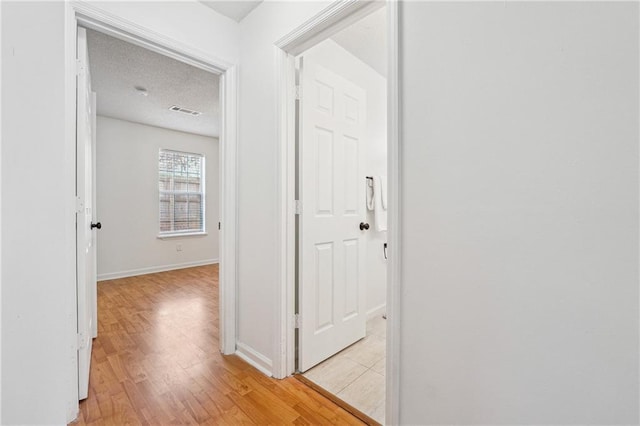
[
  {"x1": 359, "y1": 222, "x2": 370, "y2": 231},
  {"x1": 91, "y1": 222, "x2": 102, "y2": 230}
]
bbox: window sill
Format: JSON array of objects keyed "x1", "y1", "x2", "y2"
[{"x1": 157, "y1": 232, "x2": 208, "y2": 240}]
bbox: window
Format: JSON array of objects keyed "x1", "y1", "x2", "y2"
[{"x1": 159, "y1": 149, "x2": 205, "y2": 236}]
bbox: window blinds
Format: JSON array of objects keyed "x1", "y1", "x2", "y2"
[{"x1": 159, "y1": 149, "x2": 205, "y2": 235}]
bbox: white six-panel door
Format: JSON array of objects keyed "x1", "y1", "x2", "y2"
[
  {"x1": 299, "y1": 59, "x2": 367, "y2": 372},
  {"x1": 76, "y1": 27, "x2": 97, "y2": 400}
]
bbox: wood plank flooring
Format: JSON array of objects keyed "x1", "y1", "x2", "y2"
[{"x1": 72, "y1": 265, "x2": 365, "y2": 425}]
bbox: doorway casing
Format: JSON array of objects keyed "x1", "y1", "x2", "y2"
[
  {"x1": 65, "y1": 2, "x2": 238, "y2": 421},
  {"x1": 273, "y1": 1, "x2": 401, "y2": 424}
]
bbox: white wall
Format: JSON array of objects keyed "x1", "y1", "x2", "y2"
[
  {"x1": 96, "y1": 116, "x2": 219, "y2": 280},
  {"x1": 236, "y1": 0, "x2": 332, "y2": 372},
  {"x1": 2, "y1": 2, "x2": 76, "y2": 423},
  {"x1": 91, "y1": 1, "x2": 239, "y2": 65},
  {"x1": 0, "y1": 2, "x2": 238, "y2": 423},
  {"x1": 399, "y1": 2, "x2": 639, "y2": 424},
  {"x1": 0, "y1": 2, "x2": 3, "y2": 421},
  {"x1": 302, "y1": 39, "x2": 387, "y2": 317}
]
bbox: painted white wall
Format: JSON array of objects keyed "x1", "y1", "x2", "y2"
[
  {"x1": 0, "y1": 2, "x2": 4, "y2": 421},
  {"x1": 236, "y1": 0, "x2": 332, "y2": 372},
  {"x1": 302, "y1": 39, "x2": 387, "y2": 317},
  {"x1": 90, "y1": 1, "x2": 239, "y2": 65},
  {"x1": 96, "y1": 116, "x2": 219, "y2": 280},
  {"x1": 0, "y1": 1, "x2": 238, "y2": 423},
  {"x1": 1, "y1": 2, "x2": 76, "y2": 424},
  {"x1": 399, "y1": 2, "x2": 639, "y2": 424}
]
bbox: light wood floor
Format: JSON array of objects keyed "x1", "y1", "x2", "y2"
[{"x1": 73, "y1": 264, "x2": 364, "y2": 425}]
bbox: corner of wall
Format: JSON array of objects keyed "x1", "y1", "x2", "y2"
[{"x1": 235, "y1": 341, "x2": 274, "y2": 377}]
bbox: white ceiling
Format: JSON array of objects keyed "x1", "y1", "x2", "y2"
[
  {"x1": 331, "y1": 7, "x2": 387, "y2": 78},
  {"x1": 86, "y1": 29, "x2": 220, "y2": 138},
  {"x1": 199, "y1": 1, "x2": 263, "y2": 22}
]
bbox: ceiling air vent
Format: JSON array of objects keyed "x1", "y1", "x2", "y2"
[{"x1": 169, "y1": 105, "x2": 202, "y2": 116}]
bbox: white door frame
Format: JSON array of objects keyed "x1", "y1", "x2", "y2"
[
  {"x1": 65, "y1": 2, "x2": 238, "y2": 421},
  {"x1": 273, "y1": 1, "x2": 401, "y2": 424}
]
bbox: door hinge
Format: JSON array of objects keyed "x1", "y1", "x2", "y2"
[
  {"x1": 77, "y1": 332, "x2": 86, "y2": 350},
  {"x1": 294, "y1": 313, "x2": 301, "y2": 329},
  {"x1": 76, "y1": 59, "x2": 83, "y2": 76},
  {"x1": 295, "y1": 85, "x2": 301, "y2": 100},
  {"x1": 75, "y1": 196, "x2": 84, "y2": 214},
  {"x1": 294, "y1": 200, "x2": 302, "y2": 215}
]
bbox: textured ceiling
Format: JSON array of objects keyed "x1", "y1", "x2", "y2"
[
  {"x1": 86, "y1": 29, "x2": 219, "y2": 138},
  {"x1": 331, "y1": 7, "x2": 387, "y2": 78},
  {"x1": 199, "y1": 1, "x2": 263, "y2": 22}
]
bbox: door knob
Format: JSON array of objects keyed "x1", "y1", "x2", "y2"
[
  {"x1": 91, "y1": 222, "x2": 102, "y2": 230},
  {"x1": 359, "y1": 222, "x2": 370, "y2": 231}
]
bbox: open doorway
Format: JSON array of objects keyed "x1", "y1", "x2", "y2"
[
  {"x1": 293, "y1": 6, "x2": 388, "y2": 424},
  {"x1": 71, "y1": 5, "x2": 239, "y2": 410},
  {"x1": 76, "y1": 24, "x2": 221, "y2": 400},
  {"x1": 85, "y1": 28, "x2": 221, "y2": 281}
]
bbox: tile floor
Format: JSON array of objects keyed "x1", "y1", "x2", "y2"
[{"x1": 303, "y1": 315, "x2": 387, "y2": 424}]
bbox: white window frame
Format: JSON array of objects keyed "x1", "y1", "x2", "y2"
[{"x1": 158, "y1": 148, "x2": 207, "y2": 238}]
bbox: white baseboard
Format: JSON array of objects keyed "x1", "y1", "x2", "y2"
[
  {"x1": 367, "y1": 303, "x2": 387, "y2": 320},
  {"x1": 235, "y1": 342, "x2": 273, "y2": 377},
  {"x1": 97, "y1": 259, "x2": 218, "y2": 281}
]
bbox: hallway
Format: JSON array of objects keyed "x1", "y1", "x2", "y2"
[{"x1": 73, "y1": 265, "x2": 364, "y2": 425}]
